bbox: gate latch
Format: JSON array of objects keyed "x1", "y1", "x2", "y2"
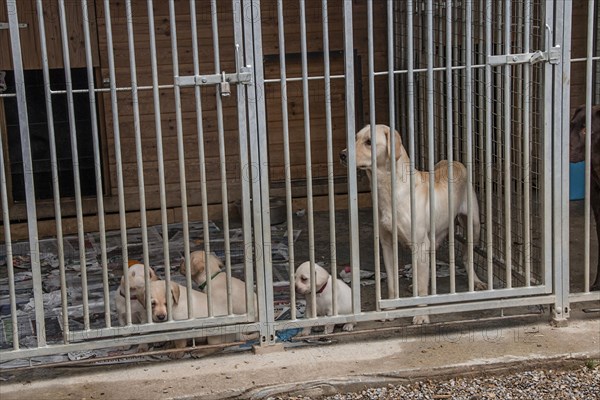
[
  {"x1": 487, "y1": 45, "x2": 561, "y2": 66},
  {"x1": 0, "y1": 22, "x2": 27, "y2": 30},
  {"x1": 175, "y1": 69, "x2": 252, "y2": 89}
]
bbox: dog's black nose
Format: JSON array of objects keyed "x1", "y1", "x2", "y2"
[
  {"x1": 157, "y1": 314, "x2": 166, "y2": 321},
  {"x1": 339, "y1": 149, "x2": 347, "y2": 164}
]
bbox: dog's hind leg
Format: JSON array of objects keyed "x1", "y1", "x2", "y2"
[{"x1": 457, "y1": 212, "x2": 487, "y2": 291}]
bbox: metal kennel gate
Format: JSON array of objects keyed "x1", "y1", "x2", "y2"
[{"x1": 0, "y1": 0, "x2": 598, "y2": 365}]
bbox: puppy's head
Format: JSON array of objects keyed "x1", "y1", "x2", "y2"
[
  {"x1": 119, "y1": 263, "x2": 158, "y2": 298},
  {"x1": 339, "y1": 124, "x2": 402, "y2": 170},
  {"x1": 294, "y1": 262, "x2": 330, "y2": 295},
  {"x1": 137, "y1": 281, "x2": 181, "y2": 322},
  {"x1": 569, "y1": 105, "x2": 600, "y2": 163},
  {"x1": 180, "y1": 251, "x2": 223, "y2": 285}
]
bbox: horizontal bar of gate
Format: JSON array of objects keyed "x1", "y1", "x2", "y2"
[
  {"x1": 272, "y1": 294, "x2": 556, "y2": 332},
  {"x1": 0, "y1": 322, "x2": 260, "y2": 363},
  {"x1": 379, "y1": 286, "x2": 550, "y2": 309},
  {"x1": 68, "y1": 314, "x2": 254, "y2": 342}
]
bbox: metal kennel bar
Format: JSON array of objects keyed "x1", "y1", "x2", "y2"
[
  {"x1": 6, "y1": 0, "x2": 46, "y2": 347},
  {"x1": 35, "y1": 0, "x2": 70, "y2": 340},
  {"x1": 147, "y1": 0, "x2": 174, "y2": 322}
]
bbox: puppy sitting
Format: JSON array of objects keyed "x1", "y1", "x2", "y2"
[
  {"x1": 115, "y1": 262, "x2": 158, "y2": 326},
  {"x1": 137, "y1": 280, "x2": 236, "y2": 358},
  {"x1": 180, "y1": 250, "x2": 257, "y2": 316},
  {"x1": 295, "y1": 261, "x2": 354, "y2": 335}
]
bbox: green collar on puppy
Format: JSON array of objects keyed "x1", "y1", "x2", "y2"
[{"x1": 198, "y1": 271, "x2": 223, "y2": 291}]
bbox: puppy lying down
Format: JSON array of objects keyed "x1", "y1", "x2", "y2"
[
  {"x1": 180, "y1": 250, "x2": 257, "y2": 316},
  {"x1": 295, "y1": 261, "x2": 355, "y2": 335},
  {"x1": 137, "y1": 280, "x2": 238, "y2": 358}
]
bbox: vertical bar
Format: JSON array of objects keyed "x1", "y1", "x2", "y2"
[
  {"x1": 426, "y1": 0, "x2": 436, "y2": 295},
  {"x1": 367, "y1": 0, "x2": 381, "y2": 309},
  {"x1": 210, "y1": 0, "x2": 233, "y2": 318},
  {"x1": 81, "y1": 0, "x2": 109, "y2": 326},
  {"x1": 584, "y1": 0, "x2": 595, "y2": 292},
  {"x1": 407, "y1": 0, "x2": 419, "y2": 298},
  {"x1": 503, "y1": 0, "x2": 512, "y2": 288},
  {"x1": 0, "y1": 126, "x2": 19, "y2": 349},
  {"x1": 189, "y1": 0, "x2": 215, "y2": 313},
  {"x1": 103, "y1": 0, "x2": 131, "y2": 324},
  {"x1": 342, "y1": 0, "x2": 361, "y2": 314},
  {"x1": 299, "y1": 0, "x2": 317, "y2": 317},
  {"x1": 545, "y1": 0, "x2": 559, "y2": 300},
  {"x1": 485, "y1": 0, "x2": 494, "y2": 289},
  {"x1": 168, "y1": 0, "x2": 193, "y2": 317},
  {"x1": 551, "y1": 0, "x2": 568, "y2": 322},
  {"x1": 231, "y1": 0, "x2": 255, "y2": 318},
  {"x1": 387, "y1": 0, "x2": 399, "y2": 299},
  {"x1": 147, "y1": 0, "x2": 172, "y2": 319},
  {"x1": 243, "y1": 0, "x2": 275, "y2": 343},
  {"x1": 58, "y1": 0, "x2": 89, "y2": 329},
  {"x1": 276, "y1": 0, "x2": 296, "y2": 320},
  {"x1": 465, "y1": 0, "x2": 475, "y2": 292},
  {"x1": 7, "y1": 0, "x2": 46, "y2": 346},
  {"x1": 523, "y1": 0, "x2": 532, "y2": 286},
  {"x1": 322, "y1": 0, "x2": 338, "y2": 315},
  {"x1": 125, "y1": 0, "x2": 152, "y2": 320},
  {"x1": 35, "y1": 0, "x2": 69, "y2": 339},
  {"x1": 446, "y1": 0, "x2": 456, "y2": 294}
]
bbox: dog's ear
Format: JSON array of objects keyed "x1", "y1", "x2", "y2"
[
  {"x1": 383, "y1": 126, "x2": 401, "y2": 161},
  {"x1": 570, "y1": 105, "x2": 587, "y2": 163},
  {"x1": 149, "y1": 267, "x2": 158, "y2": 281},
  {"x1": 170, "y1": 282, "x2": 180, "y2": 305},
  {"x1": 137, "y1": 286, "x2": 147, "y2": 308}
]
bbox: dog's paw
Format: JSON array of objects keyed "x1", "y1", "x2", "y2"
[
  {"x1": 136, "y1": 343, "x2": 149, "y2": 353},
  {"x1": 342, "y1": 323, "x2": 354, "y2": 332},
  {"x1": 475, "y1": 281, "x2": 488, "y2": 291},
  {"x1": 301, "y1": 327, "x2": 312, "y2": 336},
  {"x1": 412, "y1": 315, "x2": 430, "y2": 325},
  {"x1": 168, "y1": 351, "x2": 185, "y2": 359},
  {"x1": 323, "y1": 325, "x2": 335, "y2": 334}
]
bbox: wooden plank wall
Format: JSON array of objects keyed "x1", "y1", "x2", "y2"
[
  {"x1": 0, "y1": 0, "x2": 99, "y2": 70},
  {"x1": 2, "y1": 0, "x2": 390, "y2": 239}
]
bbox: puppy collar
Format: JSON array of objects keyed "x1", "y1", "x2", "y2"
[
  {"x1": 316, "y1": 280, "x2": 328, "y2": 294},
  {"x1": 119, "y1": 289, "x2": 137, "y2": 301},
  {"x1": 198, "y1": 271, "x2": 223, "y2": 291}
]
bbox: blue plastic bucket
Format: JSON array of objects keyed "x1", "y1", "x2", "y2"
[{"x1": 569, "y1": 161, "x2": 586, "y2": 201}]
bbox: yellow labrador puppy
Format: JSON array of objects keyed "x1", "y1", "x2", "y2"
[
  {"x1": 180, "y1": 250, "x2": 256, "y2": 316},
  {"x1": 340, "y1": 125, "x2": 486, "y2": 324},
  {"x1": 115, "y1": 262, "x2": 158, "y2": 326},
  {"x1": 137, "y1": 280, "x2": 237, "y2": 358},
  {"x1": 295, "y1": 261, "x2": 354, "y2": 335}
]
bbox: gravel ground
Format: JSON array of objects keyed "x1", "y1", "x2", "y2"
[{"x1": 274, "y1": 365, "x2": 600, "y2": 400}]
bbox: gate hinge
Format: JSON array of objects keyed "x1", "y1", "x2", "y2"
[
  {"x1": 487, "y1": 45, "x2": 561, "y2": 66},
  {"x1": 175, "y1": 67, "x2": 253, "y2": 88}
]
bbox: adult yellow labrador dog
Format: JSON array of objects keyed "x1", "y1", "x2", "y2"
[{"x1": 340, "y1": 124, "x2": 486, "y2": 324}]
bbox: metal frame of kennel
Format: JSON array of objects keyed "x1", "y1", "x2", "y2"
[{"x1": 0, "y1": 0, "x2": 598, "y2": 365}]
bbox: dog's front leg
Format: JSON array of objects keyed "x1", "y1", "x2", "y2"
[
  {"x1": 169, "y1": 339, "x2": 188, "y2": 359},
  {"x1": 301, "y1": 297, "x2": 314, "y2": 336},
  {"x1": 413, "y1": 237, "x2": 430, "y2": 325},
  {"x1": 380, "y1": 227, "x2": 397, "y2": 299}
]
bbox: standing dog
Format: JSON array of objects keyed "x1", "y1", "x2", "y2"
[
  {"x1": 294, "y1": 261, "x2": 354, "y2": 335},
  {"x1": 180, "y1": 250, "x2": 257, "y2": 316},
  {"x1": 340, "y1": 125, "x2": 486, "y2": 324},
  {"x1": 115, "y1": 262, "x2": 158, "y2": 326},
  {"x1": 570, "y1": 105, "x2": 600, "y2": 291}
]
